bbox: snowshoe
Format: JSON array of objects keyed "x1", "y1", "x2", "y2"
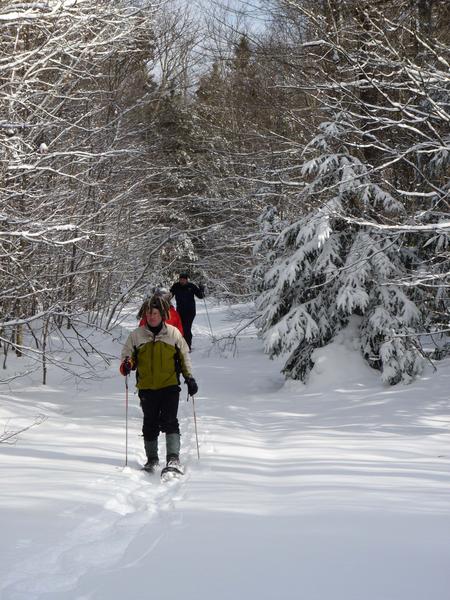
[
  {"x1": 142, "y1": 458, "x2": 159, "y2": 474},
  {"x1": 161, "y1": 455, "x2": 184, "y2": 480}
]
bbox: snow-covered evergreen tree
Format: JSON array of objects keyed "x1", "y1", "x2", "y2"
[
  {"x1": 252, "y1": 204, "x2": 286, "y2": 291},
  {"x1": 255, "y1": 112, "x2": 434, "y2": 384},
  {"x1": 253, "y1": 0, "x2": 449, "y2": 385}
]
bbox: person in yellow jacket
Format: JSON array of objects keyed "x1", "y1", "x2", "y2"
[{"x1": 120, "y1": 295, "x2": 198, "y2": 472}]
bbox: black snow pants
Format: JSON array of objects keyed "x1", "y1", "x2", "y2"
[
  {"x1": 179, "y1": 311, "x2": 195, "y2": 349},
  {"x1": 138, "y1": 387, "x2": 180, "y2": 441}
]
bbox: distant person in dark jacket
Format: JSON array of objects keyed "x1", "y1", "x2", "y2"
[{"x1": 170, "y1": 273, "x2": 204, "y2": 350}]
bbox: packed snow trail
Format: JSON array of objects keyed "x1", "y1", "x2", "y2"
[{"x1": 1, "y1": 303, "x2": 450, "y2": 600}]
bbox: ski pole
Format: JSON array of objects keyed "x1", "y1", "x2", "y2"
[
  {"x1": 203, "y1": 297, "x2": 214, "y2": 339},
  {"x1": 125, "y1": 374, "x2": 129, "y2": 467},
  {"x1": 188, "y1": 391, "x2": 200, "y2": 460}
]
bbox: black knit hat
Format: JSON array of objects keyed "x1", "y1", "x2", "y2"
[{"x1": 179, "y1": 272, "x2": 189, "y2": 279}]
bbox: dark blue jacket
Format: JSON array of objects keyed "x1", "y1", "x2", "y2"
[{"x1": 170, "y1": 282, "x2": 204, "y2": 316}]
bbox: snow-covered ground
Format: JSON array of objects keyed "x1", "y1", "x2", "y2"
[{"x1": 1, "y1": 302, "x2": 449, "y2": 600}]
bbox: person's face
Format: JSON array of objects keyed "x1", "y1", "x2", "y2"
[
  {"x1": 146, "y1": 308, "x2": 162, "y2": 327},
  {"x1": 179, "y1": 277, "x2": 188, "y2": 286}
]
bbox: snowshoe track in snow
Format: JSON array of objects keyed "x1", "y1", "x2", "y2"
[{"x1": 2, "y1": 459, "x2": 190, "y2": 599}]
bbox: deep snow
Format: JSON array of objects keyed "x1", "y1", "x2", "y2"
[{"x1": 1, "y1": 302, "x2": 449, "y2": 600}]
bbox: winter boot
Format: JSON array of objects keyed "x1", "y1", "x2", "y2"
[
  {"x1": 143, "y1": 439, "x2": 159, "y2": 472},
  {"x1": 165, "y1": 433, "x2": 180, "y2": 463}
]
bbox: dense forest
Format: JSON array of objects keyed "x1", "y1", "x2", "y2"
[{"x1": 1, "y1": 0, "x2": 449, "y2": 384}]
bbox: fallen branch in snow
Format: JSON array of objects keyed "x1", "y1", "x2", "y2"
[
  {"x1": 0, "y1": 368, "x2": 37, "y2": 384},
  {"x1": 211, "y1": 316, "x2": 260, "y2": 357},
  {"x1": 0, "y1": 414, "x2": 47, "y2": 445}
]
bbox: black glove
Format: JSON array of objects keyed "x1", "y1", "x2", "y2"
[{"x1": 185, "y1": 377, "x2": 198, "y2": 396}]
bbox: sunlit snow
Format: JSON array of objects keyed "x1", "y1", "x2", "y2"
[{"x1": 1, "y1": 301, "x2": 449, "y2": 599}]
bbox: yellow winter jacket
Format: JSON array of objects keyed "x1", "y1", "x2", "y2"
[{"x1": 121, "y1": 323, "x2": 192, "y2": 390}]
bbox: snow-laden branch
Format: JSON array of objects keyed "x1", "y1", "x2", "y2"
[
  {"x1": 0, "y1": 309, "x2": 68, "y2": 328},
  {"x1": 337, "y1": 217, "x2": 450, "y2": 234}
]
